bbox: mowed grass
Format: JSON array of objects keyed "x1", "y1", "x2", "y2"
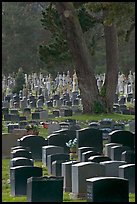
[{"x1": 2, "y1": 159, "x2": 135, "y2": 202}]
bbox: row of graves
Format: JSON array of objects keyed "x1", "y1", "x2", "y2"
[
  {"x1": 7, "y1": 119, "x2": 135, "y2": 202},
  {"x1": 2, "y1": 70, "x2": 135, "y2": 117}
]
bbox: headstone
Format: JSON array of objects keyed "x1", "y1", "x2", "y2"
[
  {"x1": 118, "y1": 96, "x2": 126, "y2": 105},
  {"x1": 32, "y1": 112, "x2": 40, "y2": 120},
  {"x1": 82, "y1": 150, "x2": 101, "y2": 162},
  {"x1": 111, "y1": 145, "x2": 131, "y2": 161},
  {"x1": 119, "y1": 164, "x2": 135, "y2": 193},
  {"x1": 59, "y1": 122, "x2": 69, "y2": 130},
  {"x1": 36, "y1": 99, "x2": 43, "y2": 108},
  {"x1": 10, "y1": 166, "x2": 42, "y2": 196},
  {"x1": 89, "y1": 122, "x2": 100, "y2": 129},
  {"x1": 23, "y1": 108, "x2": 31, "y2": 117},
  {"x1": 78, "y1": 146, "x2": 99, "y2": 162},
  {"x1": 99, "y1": 118, "x2": 114, "y2": 129},
  {"x1": 19, "y1": 116, "x2": 27, "y2": 121},
  {"x1": 42, "y1": 145, "x2": 64, "y2": 166},
  {"x1": 47, "y1": 129, "x2": 76, "y2": 154},
  {"x1": 53, "y1": 110, "x2": 60, "y2": 117},
  {"x1": 19, "y1": 121, "x2": 28, "y2": 129},
  {"x1": 47, "y1": 123, "x2": 60, "y2": 135},
  {"x1": 64, "y1": 109, "x2": 73, "y2": 117},
  {"x1": 70, "y1": 162, "x2": 105, "y2": 199},
  {"x1": 121, "y1": 150, "x2": 135, "y2": 164},
  {"x1": 62, "y1": 161, "x2": 79, "y2": 192},
  {"x1": 11, "y1": 149, "x2": 32, "y2": 159},
  {"x1": 11, "y1": 146, "x2": 30, "y2": 152},
  {"x1": 10, "y1": 114, "x2": 20, "y2": 122},
  {"x1": 76, "y1": 128, "x2": 103, "y2": 153},
  {"x1": 10, "y1": 157, "x2": 34, "y2": 167},
  {"x1": 88, "y1": 155, "x2": 111, "y2": 163},
  {"x1": 17, "y1": 135, "x2": 48, "y2": 161},
  {"x1": 47, "y1": 101, "x2": 53, "y2": 108},
  {"x1": 100, "y1": 128, "x2": 112, "y2": 139},
  {"x1": 39, "y1": 110, "x2": 48, "y2": 121},
  {"x1": 113, "y1": 123, "x2": 125, "y2": 130},
  {"x1": 7, "y1": 123, "x2": 19, "y2": 133},
  {"x1": 3, "y1": 114, "x2": 11, "y2": 121},
  {"x1": 104, "y1": 142, "x2": 122, "y2": 157},
  {"x1": 10, "y1": 109, "x2": 19, "y2": 115},
  {"x1": 20, "y1": 100, "x2": 27, "y2": 110},
  {"x1": 2, "y1": 107, "x2": 9, "y2": 115},
  {"x1": 52, "y1": 160, "x2": 65, "y2": 176},
  {"x1": 108, "y1": 130, "x2": 135, "y2": 150},
  {"x1": 27, "y1": 176, "x2": 63, "y2": 202},
  {"x1": 128, "y1": 120, "x2": 135, "y2": 133},
  {"x1": 100, "y1": 161, "x2": 126, "y2": 177},
  {"x1": 86, "y1": 177, "x2": 129, "y2": 202},
  {"x1": 47, "y1": 153, "x2": 69, "y2": 174}
]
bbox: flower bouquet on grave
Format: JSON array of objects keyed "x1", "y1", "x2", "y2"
[{"x1": 66, "y1": 138, "x2": 77, "y2": 160}]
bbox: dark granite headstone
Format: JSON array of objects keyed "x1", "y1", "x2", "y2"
[
  {"x1": 32, "y1": 112, "x2": 40, "y2": 120},
  {"x1": 19, "y1": 121, "x2": 28, "y2": 129},
  {"x1": 27, "y1": 176, "x2": 63, "y2": 202},
  {"x1": 78, "y1": 146, "x2": 99, "y2": 162},
  {"x1": 11, "y1": 149, "x2": 32, "y2": 159},
  {"x1": 89, "y1": 122, "x2": 100, "y2": 129},
  {"x1": 64, "y1": 109, "x2": 73, "y2": 117},
  {"x1": 42, "y1": 145, "x2": 64, "y2": 166},
  {"x1": 111, "y1": 145, "x2": 131, "y2": 161},
  {"x1": 47, "y1": 129, "x2": 76, "y2": 154},
  {"x1": 10, "y1": 109, "x2": 19, "y2": 115},
  {"x1": 53, "y1": 94, "x2": 60, "y2": 100},
  {"x1": 53, "y1": 110, "x2": 60, "y2": 117},
  {"x1": 2, "y1": 107, "x2": 9, "y2": 115},
  {"x1": 10, "y1": 114, "x2": 20, "y2": 122},
  {"x1": 76, "y1": 128, "x2": 103, "y2": 153},
  {"x1": 88, "y1": 155, "x2": 111, "y2": 163},
  {"x1": 47, "y1": 101, "x2": 53, "y2": 108},
  {"x1": 47, "y1": 153, "x2": 69, "y2": 174},
  {"x1": 10, "y1": 166, "x2": 42, "y2": 196},
  {"x1": 86, "y1": 177, "x2": 129, "y2": 202},
  {"x1": 108, "y1": 130, "x2": 135, "y2": 150},
  {"x1": 121, "y1": 150, "x2": 135, "y2": 164},
  {"x1": 7, "y1": 123, "x2": 19, "y2": 133},
  {"x1": 52, "y1": 160, "x2": 65, "y2": 176},
  {"x1": 4, "y1": 114, "x2": 11, "y2": 121},
  {"x1": 19, "y1": 116, "x2": 27, "y2": 121},
  {"x1": 23, "y1": 108, "x2": 31, "y2": 115},
  {"x1": 10, "y1": 157, "x2": 34, "y2": 167},
  {"x1": 11, "y1": 146, "x2": 30, "y2": 152},
  {"x1": 17, "y1": 135, "x2": 48, "y2": 161},
  {"x1": 119, "y1": 164, "x2": 135, "y2": 193},
  {"x1": 82, "y1": 151, "x2": 101, "y2": 162}
]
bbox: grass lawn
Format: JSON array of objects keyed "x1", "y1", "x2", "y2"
[{"x1": 2, "y1": 159, "x2": 135, "y2": 202}]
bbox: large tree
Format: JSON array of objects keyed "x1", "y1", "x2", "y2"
[{"x1": 53, "y1": 2, "x2": 134, "y2": 114}]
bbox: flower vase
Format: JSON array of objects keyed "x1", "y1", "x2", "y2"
[{"x1": 69, "y1": 147, "x2": 77, "y2": 161}]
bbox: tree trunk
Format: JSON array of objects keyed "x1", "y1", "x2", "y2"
[
  {"x1": 54, "y1": 2, "x2": 100, "y2": 113},
  {"x1": 103, "y1": 24, "x2": 119, "y2": 113}
]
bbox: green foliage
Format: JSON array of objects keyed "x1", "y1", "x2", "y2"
[
  {"x1": 92, "y1": 101, "x2": 106, "y2": 114},
  {"x1": 39, "y1": 3, "x2": 99, "y2": 72},
  {"x1": 99, "y1": 85, "x2": 106, "y2": 97},
  {"x1": 12, "y1": 67, "x2": 25, "y2": 94}
]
